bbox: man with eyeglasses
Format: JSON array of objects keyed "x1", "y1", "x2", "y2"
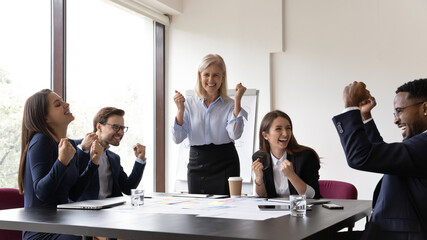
[
  {"x1": 76, "y1": 107, "x2": 146, "y2": 201},
  {"x1": 332, "y1": 79, "x2": 427, "y2": 239}
]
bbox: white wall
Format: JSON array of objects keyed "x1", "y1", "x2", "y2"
[
  {"x1": 165, "y1": 0, "x2": 427, "y2": 202},
  {"x1": 165, "y1": 0, "x2": 282, "y2": 192},
  {"x1": 272, "y1": 0, "x2": 427, "y2": 201}
]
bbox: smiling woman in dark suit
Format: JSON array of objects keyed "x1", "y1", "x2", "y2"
[{"x1": 252, "y1": 110, "x2": 322, "y2": 199}]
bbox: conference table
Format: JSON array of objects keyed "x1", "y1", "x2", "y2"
[{"x1": 0, "y1": 195, "x2": 371, "y2": 240}]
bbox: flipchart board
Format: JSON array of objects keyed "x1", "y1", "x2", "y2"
[{"x1": 174, "y1": 89, "x2": 258, "y2": 192}]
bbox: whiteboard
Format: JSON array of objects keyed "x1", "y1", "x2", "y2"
[{"x1": 174, "y1": 89, "x2": 258, "y2": 191}]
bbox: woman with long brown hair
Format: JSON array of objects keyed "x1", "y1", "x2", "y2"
[
  {"x1": 251, "y1": 110, "x2": 322, "y2": 198},
  {"x1": 18, "y1": 89, "x2": 103, "y2": 240}
]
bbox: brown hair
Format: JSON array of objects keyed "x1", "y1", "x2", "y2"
[
  {"x1": 195, "y1": 54, "x2": 229, "y2": 99},
  {"x1": 18, "y1": 89, "x2": 55, "y2": 194},
  {"x1": 93, "y1": 107, "x2": 125, "y2": 132},
  {"x1": 258, "y1": 110, "x2": 320, "y2": 169}
]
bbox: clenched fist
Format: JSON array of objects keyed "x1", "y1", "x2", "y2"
[
  {"x1": 58, "y1": 138, "x2": 76, "y2": 166},
  {"x1": 133, "y1": 143, "x2": 146, "y2": 160},
  {"x1": 343, "y1": 81, "x2": 371, "y2": 108},
  {"x1": 234, "y1": 83, "x2": 247, "y2": 102},
  {"x1": 90, "y1": 140, "x2": 104, "y2": 165},
  {"x1": 173, "y1": 90, "x2": 185, "y2": 112},
  {"x1": 280, "y1": 159, "x2": 295, "y2": 178},
  {"x1": 81, "y1": 132, "x2": 98, "y2": 151}
]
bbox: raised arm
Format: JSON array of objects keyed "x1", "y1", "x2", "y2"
[
  {"x1": 233, "y1": 83, "x2": 247, "y2": 117},
  {"x1": 174, "y1": 90, "x2": 186, "y2": 126}
]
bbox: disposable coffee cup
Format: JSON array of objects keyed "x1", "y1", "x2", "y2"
[{"x1": 228, "y1": 177, "x2": 243, "y2": 198}]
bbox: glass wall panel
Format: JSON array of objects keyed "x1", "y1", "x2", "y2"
[
  {"x1": 0, "y1": 1, "x2": 50, "y2": 188},
  {"x1": 66, "y1": 0, "x2": 155, "y2": 193}
]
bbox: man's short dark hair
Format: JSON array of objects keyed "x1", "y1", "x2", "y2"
[
  {"x1": 396, "y1": 78, "x2": 427, "y2": 100},
  {"x1": 93, "y1": 107, "x2": 125, "y2": 132}
]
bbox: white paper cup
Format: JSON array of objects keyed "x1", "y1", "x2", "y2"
[{"x1": 228, "y1": 177, "x2": 243, "y2": 198}]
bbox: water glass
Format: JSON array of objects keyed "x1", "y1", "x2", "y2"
[
  {"x1": 131, "y1": 189, "x2": 144, "y2": 206},
  {"x1": 290, "y1": 195, "x2": 306, "y2": 217}
]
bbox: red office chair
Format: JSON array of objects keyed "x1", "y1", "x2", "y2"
[
  {"x1": 319, "y1": 180, "x2": 358, "y2": 200},
  {"x1": 0, "y1": 188, "x2": 24, "y2": 240},
  {"x1": 319, "y1": 180, "x2": 358, "y2": 231}
]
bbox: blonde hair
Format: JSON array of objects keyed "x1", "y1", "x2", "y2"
[{"x1": 195, "y1": 54, "x2": 229, "y2": 99}]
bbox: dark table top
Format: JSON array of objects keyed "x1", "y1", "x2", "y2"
[{"x1": 0, "y1": 198, "x2": 371, "y2": 240}]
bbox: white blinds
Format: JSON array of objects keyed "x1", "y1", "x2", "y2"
[{"x1": 108, "y1": 0, "x2": 171, "y2": 25}]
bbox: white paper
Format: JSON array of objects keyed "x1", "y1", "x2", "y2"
[{"x1": 108, "y1": 196, "x2": 290, "y2": 221}]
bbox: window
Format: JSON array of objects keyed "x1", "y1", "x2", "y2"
[
  {"x1": 0, "y1": 0, "x2": 164, "y2": 192},
  {"x1": 0, "y1": 1, "x2": 50, "y2": 188},
  {"x1": 66, "y1": 0, "x2": 155, "y2": 193}
]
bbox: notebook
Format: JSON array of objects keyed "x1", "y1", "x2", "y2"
[{"x1": 57, "y1": 197, "x2": 126, "y2": 210}]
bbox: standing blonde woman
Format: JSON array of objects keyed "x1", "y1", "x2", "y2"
[
  {"x1": 18, "y1": 89, "x2": 103, "y2": 240},
  {"x1": 172, "y1": 54, "x2": 247, "y2": 195}
]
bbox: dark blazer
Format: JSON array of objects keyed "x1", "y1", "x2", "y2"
[
  {"x1": 333, "y1": 110, "x2": 427, "y2": 239},
  {"x1": 24, "y1": 133, "x2": 98, "y2": 207},
  {"x1": 75, "y1": 139, "x2": 146, "y2": 200},
  {"x1": 252, "y1": 149, "x2": 322, "y2": 199},
  {"x1": 24, "y1": 133, "x2": 98, "y2": 240}
]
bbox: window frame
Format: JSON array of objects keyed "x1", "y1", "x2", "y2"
[{"x1": 51, "y1": 0, "x2": 166, "y2": 192}]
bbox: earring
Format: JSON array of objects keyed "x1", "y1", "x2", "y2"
[{"x1": 424, "y1": 112, "x2": 427, "y2": 116}]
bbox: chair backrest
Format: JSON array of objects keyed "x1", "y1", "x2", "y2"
[
  {"x1": 318, "y1": 180, "x2": 358, "y2": 200},
  {"x1": 0, "y1": 188, "x2": 24, "y2": 240}
]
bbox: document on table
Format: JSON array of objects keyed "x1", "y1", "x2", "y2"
[
  {"x1": 268, "y1": 198, "x2": 331, "y2": 205},
  {"x1": 172, "y1": 193, "x2": 229, "y2": 199},
  {"x1": 109, "y1": 196, "x2": 290, "y2": 221}
]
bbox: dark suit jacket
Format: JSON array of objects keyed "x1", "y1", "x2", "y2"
[
  {"x1": 24, "y1": 134, "x2": 98, "y2": 207},
  {"x1": 75, "y1": 139, "x2": 146, "y2": 200},
  {"x1": 252, "y1": 149, "x2": 322, "y2": 199},
  {"x1": 333, "y1": 110, "x2": 427, "y2": 239},
  {"x1": 24, "y1": 134, "x2": 99, "y2": 240}
]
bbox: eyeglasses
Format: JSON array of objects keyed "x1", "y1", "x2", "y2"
[
  {"x1": 393, "y1": 101, "x2": 424, "y2": 119},
  {"x1": 101, "y1": 122, "x2": 129, "y2": 133}
]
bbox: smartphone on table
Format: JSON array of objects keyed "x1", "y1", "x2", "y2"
[
  {"x1": 322, "y1": 203, "x2": 344, "y2": 209},
  {"x1": 258, "y1": 205, "x2": 290, "y2": 211}
]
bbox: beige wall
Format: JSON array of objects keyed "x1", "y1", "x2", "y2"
[{"x1": 165, "y1": 0, "x2": 427, "y2": 204}]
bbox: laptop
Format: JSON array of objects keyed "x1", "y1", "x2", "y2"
[{"x1": 57, "y1": 197, "x2": 126, "y2": 210}]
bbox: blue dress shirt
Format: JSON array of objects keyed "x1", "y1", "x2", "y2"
[{"x1": 172, "y1": 95, "x2": 248, "y2": 146}]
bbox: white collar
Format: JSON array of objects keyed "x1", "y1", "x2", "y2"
[
  {"x1": 198, "y1": 95, "x2": 223, "y2": 103},
  {"x1": 271, "y1": 151, "x2": 287, "y2": 166}
]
